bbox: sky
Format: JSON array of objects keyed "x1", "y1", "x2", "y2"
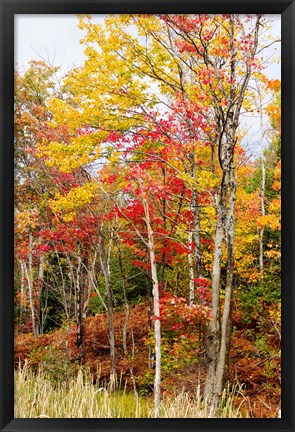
[
  {"x1": 15, "y1": 14, "x2": 281, "y2": 158},
  {"x1": 15, "y1": 15, "x2": 105, "y2": 73}
]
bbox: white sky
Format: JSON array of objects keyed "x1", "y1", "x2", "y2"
[{"x1": 15, "y1": 15, "x2": 105, "y2": 73}]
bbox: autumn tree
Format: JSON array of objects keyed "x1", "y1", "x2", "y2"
[{"x1": 14, "y1": 61, "x2": 61, "y2": 336}]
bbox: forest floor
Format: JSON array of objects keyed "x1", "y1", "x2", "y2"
[{"x1": 14, "y1": 304, "x2": 281, "y2": 418}]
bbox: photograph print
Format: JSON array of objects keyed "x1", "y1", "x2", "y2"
[{"x1": 14, "y1": 13, "x2": 281, "y2": 418}]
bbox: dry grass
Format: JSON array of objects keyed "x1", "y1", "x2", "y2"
[{"x1": 15, "y1": 364, "x2": 249, "y2": 418}]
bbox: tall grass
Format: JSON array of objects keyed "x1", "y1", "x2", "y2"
[{"x1": 15, "y1": 364, "x2": 248, "y2": 418}]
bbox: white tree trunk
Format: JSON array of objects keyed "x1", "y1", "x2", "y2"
[
  {"x1": 143, "y1": 197, "x2": 161, "y2": 417},
  {"x1": 97, "y1": 225, "x2": 116, "y2": 390},
  {"x1": 258, "y1": 89, "x2": 266, "y2": 275},
  {"x1": 214, "y1": 162, "x2": 236, "y2": 404},
  {"x1": 25, "y1": 232, "x2": 38, "y2": 337},
  {"x1": 188, "y1": 231, "x2": 195, "y2": 306},
  {"x1": 117, "y1": 235, "x2": 130, "y2": 356}
]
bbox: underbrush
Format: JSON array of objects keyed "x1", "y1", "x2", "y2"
[
  {"x1": 15, "y1": 364, "x2": 249, "y2": 418},
  {"x1": 14, "y1": 304, "x2": 281, "y2": 418}
]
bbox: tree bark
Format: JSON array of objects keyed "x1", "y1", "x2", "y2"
[
  {"x1": 259, "y1": 90, "x2": 266, "y2": 276},
  {"x1": 37, "y1": 254, "x2": 45, "y2": 334},
  {"x1": 97, "y1": 224, "x2": 116, "y2": 389},
  {"x1": 188, "y1": 231, "x2": 195, "y2": 306},
  {"x1": 25, "y1": 232, "x2": 38, "y2": 337},
  {"x1": 147, "y1": 274, "x2": 153, "y2": 369},
  {"x1": 214, "y1": 160, "x2": 236, "y2": 404},
  {"x1": 19, "y1": 260, "x2": 26, "y2": 327},
  {"x1": 76, "y1": 253, "x2": 85, "y2": 364},
  {"x1": 192, "y1": 188, "x2": 202, "y2": 279},
  {"x1": 204, "y1": 193, "x2": 225, "y2": 399},
  {"x1": 117, "y1": 234, "x2": 130, "y2": 356},
  {"x1": 188, "y1": 153, "x2": 202, "y2": 281},
  {"x1": 143, "y1": 197, "x2": 161, "y2": 418}
]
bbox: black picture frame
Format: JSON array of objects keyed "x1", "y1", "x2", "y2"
[{"x1": 0, "y1": 1, "x2": 294, "y2": 431}]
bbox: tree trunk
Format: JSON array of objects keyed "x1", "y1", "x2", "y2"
[
  {"x1": 189, "y1": 153, "x2": 202, "y2": 280},
  {"x1": 159, "y1": 167, "x2": 167, "y2": 283},
  {"x1": 188, "y1": 231, "x2": 195, "y2": 306},
  {"x1": 204, "y1": 152, "x2": 234, "y2": 408},
  {"x1": 76, "y1": 254, "x2": 85, "y2": 364},
  {"x1": 26, "y1": 232, "x2": 38, "y2": 337},
  {"x1": 214, "y1": 161, "x2": 236, "y2": 406},
  {"x1": 98, "y1": 224, "x2": 116, "y2": 389},
  {"x1": 147, "y1": 274, "x2": 153, "y2": 369},
  {"x1": 259, "y1": 104, "x2": 266, "y2": 275},
  {"x1": 204, "y1": 212, "x2": 224, "y2": 399},
  {"x1": 19, "y1": 260, "x2": 26, "y2": 326},
  {"x1": 192, "y1": 188, "x2": 202, "y2": 279},
  {"x1": 143, "y1": 197, "x2": 161, "y2": 418},
  {"x1": 37, "y1": 254, "x2": 45, "y2": 334},
  {"x1": 150, "y1": 243, "x2": 161, "y2": 417},
  {"x1": 117, "y1": 235, "x2": 130, "y2": 356}
]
